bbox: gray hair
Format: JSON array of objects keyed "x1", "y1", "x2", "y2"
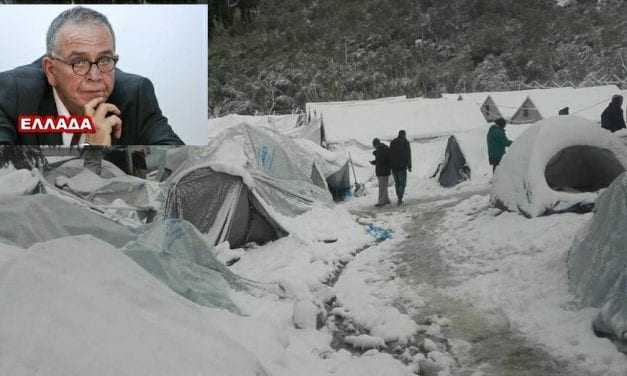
[{"x1": 46, "y1": 6, "x2": 116, "y2": 56}]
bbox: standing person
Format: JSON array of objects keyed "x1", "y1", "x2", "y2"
[
  {"x1": 0, "y1": 6, "x2": 183, "y2": 145},
  {"x1": 370, "y1": 138, "x2": 391, "y2": 207},
  {"x1": 389, "y1": 130, "x2": 412, "y2": 205},
  {"x1": 601, "y1": 94, "x2": 626, "y2": 133},
  {"x1": 487, "y1": 117, "x2": 512, "y2": 173}
]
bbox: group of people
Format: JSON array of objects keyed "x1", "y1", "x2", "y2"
[
  {"x1": 369, "y1": 94, "x2": 627, "y2": 209},
  {"x1": 370, "y1": 130, "x2": 412, "y2": 207}
]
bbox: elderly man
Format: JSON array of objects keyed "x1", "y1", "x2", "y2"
[{"x1": 0, "y1": 6, "x2": 183, "y2": 146}]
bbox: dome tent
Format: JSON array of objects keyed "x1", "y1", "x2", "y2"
[
  {"x1": 490, "y1": 116, "x2": 627, "y2": 217},
  {"x1": 165, "y1": 123, "x2": 333, "y2": 248},
  {"x1": 568, "y1": 172, "x2": 627, "y2": 352}
]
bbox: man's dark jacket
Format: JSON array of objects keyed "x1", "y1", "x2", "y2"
[
  {"x1": 0, "y1": 58, "x2": 184, "y2": 145},
  {"x1": 389, "y1": 136, "x2": 411, "y2": 172},
  {"x1": 601, "y1": 102, "x2": 626, "y2": 133},
  {"x1": 371, "y1": 143, "x2": 391, "y2": 177}
]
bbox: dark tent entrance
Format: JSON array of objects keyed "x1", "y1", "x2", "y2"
[
  {"x1": 326, "y1": 161, "x2": 351, "y2": 201},
  {"x1": 165, "y1": 167, "x2": 288, "y2": 248},
  {"x1": 434, "y1": 136, "x2": 471, "y2": 187},
  {"x1": 545, "y1": 145, "x2": 626, "y2": 193}
]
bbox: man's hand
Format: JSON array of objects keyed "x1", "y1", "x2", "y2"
[{"x1": 83, "y1": 97, "x2": 122, "y2": 146}]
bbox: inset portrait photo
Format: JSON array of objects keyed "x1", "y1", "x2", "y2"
[{"x1": 0, "y1": 4, "x2": 208, "y2": 145}]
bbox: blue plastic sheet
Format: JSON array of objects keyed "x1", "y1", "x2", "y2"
[{"x1": 366, "y1": 224, "x2": 393, "y2": 241}]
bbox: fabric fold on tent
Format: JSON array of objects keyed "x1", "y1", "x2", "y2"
[{"x1": 568, "y1": 172, "x2": 627, "y2": 352}]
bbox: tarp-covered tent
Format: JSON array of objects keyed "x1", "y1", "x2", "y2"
[
  {"x1": 444, "y1": 88, "x2": 577, "y2": 124},
  {"x1": 209, "y1": 113, "x2": 326, "y2": 148},
  {"x1": 433, "y1": 135, "x2": 471, "y2": 187},
  {"x1": 209, "y1": 113, "x2": 302, "y2": 136},
  {"x1": 165, "y1": 124, "x2": 333, "y2": 247},
  {"x1": 0, "y1": 194, "x2": 137, "y2": 248},
  {"x1": 0, "y1": 235, "x2": 270, "y2": 376},
  {"x1": 568, "y1": 172, "x2": 627, "y2": 352},
  {"x1": 122, "y1": 219, "x2": 246, "y2": 313},
  {"x1": 0, "y1": 192, "x2": 249, "y2": 314},
  {"x1": 307, "y1": 97, "x2": 486, "y2": 146},
  {"x1": 491, "y1": 116, "x2": 627, "y2": 217},
  {"x1": 165, "y1": 166, "x2": 289, "y2": 248},
  {"x1": 305, "y1": 95, "x2": 408, "y2": 117},
  {"x1": 44, "y1": 157, "x2": 164, "y2": 223},
  {"x1": 510, "y1": 88, "x2": 576, "y2": 124},
  {"x1": 293, "y1": 137, "x2": 351, "y2": 200},
  {"x1": 442, "y1": 92, "x2": 496, "y2": 121},
  {"x1": 568, "y1": 85, "x2": 622, "y2": 123}
]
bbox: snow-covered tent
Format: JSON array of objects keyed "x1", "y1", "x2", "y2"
[
  {"x1": 433, "y1": 135, "x2": 471, "y2": 187},
  {"x1": 209, "y1": 113, "x2": 302, "y2": 135},
  {"x1": 0, "y1": 194, "x2": 137, "y2": 248},
  {"x1": 305, "y1": 95, "x2": 408, "y2": 116},
  {"x1": 509, "y1": 87, "x2": 576, "y2": 124},
  {"x1": 0, "y1": 192, "x2": 247, "y2": 313},
  {"x1": 309, "y1": 97, "x2": 486, "y2": 145},
  {"x1": 0, "y1": 235, "x2": 270, "y2": 376},
  {"x1": 441, "y1": 92, "x2": 496, "y2": 121},
  {"x1": 293, "y1": 137, "x2": 351, "y2": 200},
  {"x1": 568, "y1": 172, "x2": 627, "y2": 352},
  {"x1": 490, "y1": 116, "x2": 627, "y2": 217},
  {"x1": 44, "y1": 156, "x2": 164, "y2": 223},
  {"x1": 165, "y1": 124, "x2": 333, "y2": 247},
  {"x1": 121, "y1": 219, "x2": 246, "y2": 313},
  {"x1": 568, "y1": 85, "x2": 622, "y2": 123}
]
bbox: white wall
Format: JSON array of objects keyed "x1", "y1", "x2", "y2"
[{"x1": 0, "y1": 4, "x2": 208, "y2": 145}]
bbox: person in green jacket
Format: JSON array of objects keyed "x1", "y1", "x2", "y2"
[{"x1": 487, "y1": 117, "x2": 512, "y2": 173}]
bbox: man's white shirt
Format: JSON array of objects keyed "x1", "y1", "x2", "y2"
[{"x1": 53, "y1": 88, "x2": 84, "y2": 145}]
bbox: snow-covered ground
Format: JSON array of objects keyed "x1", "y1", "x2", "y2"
[{"x1": 1, "y1": 119, "x2": 626, "y2": 375}]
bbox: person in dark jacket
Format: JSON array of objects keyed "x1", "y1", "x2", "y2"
[
  {"x1": 388, "y1": 130, "x2": 412, "y2": 205},
  {"x1": 601, "y1": 95, "x2": 626, "y2": 133},
  {"x1": 0, "y1": 7, "x2": 183, "y2": 146},
  {"x1": 486, "y1": 117, "x2": 512, "y2": 173},
  {"x1": 370, "y1": 138, "x2": 391, "y2": 207}
]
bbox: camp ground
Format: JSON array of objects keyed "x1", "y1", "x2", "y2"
[{"x1": 2, "y1": 86, "x2": 627, "y2": 375}]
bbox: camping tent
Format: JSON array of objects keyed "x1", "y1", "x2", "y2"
[
  {"x1": 490, "y1": 116, "x2": 627, "y2": 217},
  {"x1": 305, "y1": 96, "x2": 408, "y2": 116},
  {"x1": 165, "y1": 124, "x2": 334, "y2": 247},
  {"x1": 208, "y1": 113, "x2": 302, "y2": 135},
  {"x1": 506, "y1": 87, "x2": 575, "y2": 124},
  {"x1": 293, "y1": 137, "x2": 351, "y2": 200},
  {"x1": 441, "y1": 92, "x2": 496, "y2": 121},
  {"x1": 0, "y1": 193, "x2": 249, "y2": 314},
  {"x1": 429, "y1": 124, "x2": 533, "y2": 187},
  {"x1": 568, "y1": 172, "x2": 627, "y2": 352},
  {"x1": 308, "y1": 97, "x2": 486, "y2": 145},
  {"x1": 433, "y1": 136, "x2": 471, "y2": 187}
]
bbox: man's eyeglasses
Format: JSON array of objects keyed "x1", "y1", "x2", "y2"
[{"x1": 48, "y1": 55, "x2": 119, "y2": 76}]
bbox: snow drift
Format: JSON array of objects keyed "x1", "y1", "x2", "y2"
[
  {"x1": 568, "y1": 172, "x2": 627, "y2": 352},
  {"x1": 490, "y1": 116, "x2": 627, "y2": 217}
]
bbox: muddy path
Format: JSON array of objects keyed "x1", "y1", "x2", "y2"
[{"x1": 354, "y1": 190, "x2": 586, "y2": 375}]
